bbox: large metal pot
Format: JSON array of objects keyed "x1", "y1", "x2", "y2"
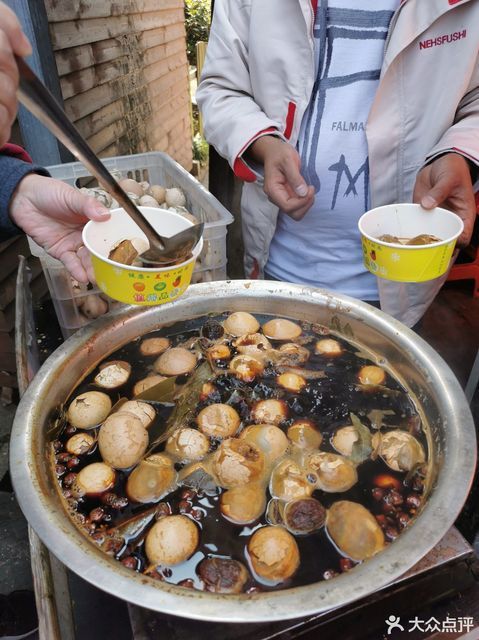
[{"x1": 10, "y1": 281, "x2": 476, "y2": 622}]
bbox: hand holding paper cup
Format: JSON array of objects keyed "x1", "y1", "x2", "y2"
[
  {"x1": 82, "y1": 207, "x2": 203, "y2": 305},
  {"x1": 358, "y1": 204, "x2": 463, "y2": 282}
]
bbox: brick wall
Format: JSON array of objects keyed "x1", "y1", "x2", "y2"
[{"x1": 44, "y1": 0, "x2": 193, "y2": 170}]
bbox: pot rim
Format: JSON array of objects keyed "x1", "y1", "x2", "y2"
[{"x1": 10, "y1": 281, "x2": 477, "y2": 622}]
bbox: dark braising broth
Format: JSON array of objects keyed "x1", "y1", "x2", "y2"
[{"x1": 50, "y1": 313, "x2": 427, "y2": 593}]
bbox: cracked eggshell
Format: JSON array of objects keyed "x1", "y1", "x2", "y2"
[
  {"x1": 372, "y1": 430, "x2": 425, "y2": 472},
  {"x1": 109, "y1": 169, "x2": 123, "y2": 183},
  {"x1": 314, "y1": 338, "x2": 343, "y2": 356},
  {"x1": 197, "y1": 403, "x2": 241, "y2": 439},
  {"x1": 269, "y1": 458, "x2": 315, "y2": 501},
  {"x1": 126, "y1": 192, "x2": 140, "y2": 205},
  {"x1": 220, "y1": 483, "x2": 266, "y2": 525},
  {"x1": 233, "y1": 333, "x2": 271, "y2": 359},
  {"x1": 207, "y1": 343, "x2": 231, "y2": 361},
  {"x1": 248, "y1": 526, "x2": 300, "y2": 584},
  {"x1": 240, "y1": 424, "x2": 289, "y2": 463},
  {"x1": 277, "y1": 372, "x2": 306, "y2": 393},
  {"x1": 80, "y1": 187, "x2": 113, "y2": 208},
  {"x1": 251, "y1": 399, "x2": 288, "y2": 426},
  {"x1": 262, "y1": 318, "x2": 302, "y2": 341},
  {"x1": 98, "y1": 412, "x2": 148, "y2": 469},
  {"x1": 212, "y1": 438, "x2": 265, "y2": 488},
  {"x1": 118, "y1": 400, "x2": 156, "y2": 429},
  {"x1": 307, "y1": 452, "x2": 358, "y2": 493},
  {"x1": 154, "y1": 347, "x2": 197, "y2": 376},
  {"x1": 145, "y1": 515, "x2": 199, "y2": 566},
  {"x1": 140, "y1": 336, "x2": 170, "y2": 356},
  {"x1": 278, "y1": 343, "x2": 310, "y2": 364},
  {"x1": 358, "y1": 365, "x2": 386, "y2": 386},
  {"x1": 326, "y1": 501, "x2": 385, "y2": 561},
  {"x1": 165, "y1": 427, "x2": 210, "y2": 462},
  {"x1": 73, "y1": 462, "x2": 116, "y2": 497},
  {"x1": 67, "y1": 391, "x2": 112, "y2": 429},
  {"x1": 133, "y1": 375, "x2": 168, "y2": 397},
  {"x1": 126, "y1": 453, "x2": 176, "y2": 503},
  {"x1": 95, "y1": 360, "x2": 131, "y2": 389},
  {"x1": 66, "y1": 432, "x2": 95, "y2": 456},
  {"x1": 229, "y1": 354, "x2": 264, "y2": 382},
  {"x1": 331, "y1": 426, "x2": 359, "y2": 457},
  {"x1": 223, "y1": 312, "x2": 260, "y2": 337},
  {"x1": 287, "y1": 421, "x2": 323, "y2": 450}
]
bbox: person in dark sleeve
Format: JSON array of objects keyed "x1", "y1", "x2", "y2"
[
  {"x1": 0, "y1": 3, "x2": 110, "y2": 283},
  {"x1": 0, "y1": 144, "x2": 110, "y2": 283}
]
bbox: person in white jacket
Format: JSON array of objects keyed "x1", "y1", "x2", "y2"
[{"x1": 197, "y1": 0, "x2": 479, "y2": 326}]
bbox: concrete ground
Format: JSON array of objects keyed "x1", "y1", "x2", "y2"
[{"x1": 0, "y1": 281, "x2": 477, "y2": 638}]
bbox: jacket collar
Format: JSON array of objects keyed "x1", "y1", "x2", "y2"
[{"x1": 383, "y1": 0, "x2": 473, "y2": 75}]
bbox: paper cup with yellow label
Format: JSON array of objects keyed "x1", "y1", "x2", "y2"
[
  {"x1": 358, "y1": 204, "x2": 463, "y2": 283},
  {"x1": 82, "y1": 207, "x2": 203, "y2": 305}
]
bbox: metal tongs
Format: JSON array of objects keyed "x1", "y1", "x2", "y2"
[{"x1": 16, "y1": 56, "x2": 204, "y2": 265}]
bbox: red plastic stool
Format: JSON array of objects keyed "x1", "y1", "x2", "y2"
[{"x1": 446, "y1": 194, "x2": 479, "y2": 297}]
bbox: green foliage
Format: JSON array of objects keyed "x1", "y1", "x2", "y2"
[
  {"x1": 184, "y1": 0, "x2": 211, "y2": 66},
  {"x1": 193, "y1": 133, "x2": 209, "y2": 165}
]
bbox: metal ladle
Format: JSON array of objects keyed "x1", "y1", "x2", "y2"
[{"x1": 16, "y1": 56, "x2": 204, "y2": 266}]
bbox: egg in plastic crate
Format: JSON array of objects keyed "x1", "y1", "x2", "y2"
[
  {"x1": 29, "y1": 152, "x2": 233, "y2": 336},
  {"x1": 31, "y1": 250, "x2": 124, "y2": 338},
  {"x1": 47, "y1": 151, "x2": 233, "y2": 280}
]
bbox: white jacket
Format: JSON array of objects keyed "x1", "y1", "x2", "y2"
[{"x1": 197, "y1": 0, "x2": 479, "y2": 326}]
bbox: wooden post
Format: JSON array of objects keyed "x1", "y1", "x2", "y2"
[
  {"x1": 5, "y1": 0, "x2": 71, "y2": 164},
  {"x1": 196, "y1": 41, "x2": 207, "y2": 137}
]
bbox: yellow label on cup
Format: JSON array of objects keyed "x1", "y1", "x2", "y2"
[
  {"x1": 91, "y1": 254, "x2": 196, "y2": 305},
  {"x1": 361, "y1": 237, "x2": 456, "y2": 283}
]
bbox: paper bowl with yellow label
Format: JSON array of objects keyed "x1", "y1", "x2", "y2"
[
  {"x1": 358, "y1": 203, "x2": 463, "y2": 282},
  {"x1": 82, "y1": 207, "x2": 203, "y2": 305}
]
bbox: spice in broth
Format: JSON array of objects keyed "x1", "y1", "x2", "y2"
[{"x1": 51, "y1": 313, "x2": 427, "y2": 592}]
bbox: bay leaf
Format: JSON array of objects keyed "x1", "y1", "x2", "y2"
[
  {"x1": 367, "y1": 408, "x2": 396, "y2": 430},
  {"x1": 349, "y1": 413, "x2": 373, "y2": 464},
  {"x1": 135, "y1": 376, "x2": 177, "y2": 403}
]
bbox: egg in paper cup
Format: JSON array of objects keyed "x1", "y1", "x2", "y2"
[
  {"x1": 82, "y1": 207, "x2": 203, "y2": 305},
  {"x1": 358, "y1": 203, "x2": 463, "y2": 283}
]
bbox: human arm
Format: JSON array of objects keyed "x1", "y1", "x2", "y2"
[
  {"x1": 196, "y1": 1, "x2": 313, "y2": 217},
  {"x1": 196, "y1": 0, "x2": 285, "y2": 182},
  {"x1": 8, "y1": 172, "x2": 110, "y2": 283},
  {"x1": 0, "y1": 1, "x2": 32, "y2": 146}
]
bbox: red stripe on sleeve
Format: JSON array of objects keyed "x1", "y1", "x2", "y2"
[
  {"x1": 284, "y1": 102, "x2": 297, "y2": 140},
  {"x1": 0, "y1": 143, "x2": 32, "y2": 163},
  {"x1": 232, "y1": 126, "x2": 278, "y2": 182}
]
